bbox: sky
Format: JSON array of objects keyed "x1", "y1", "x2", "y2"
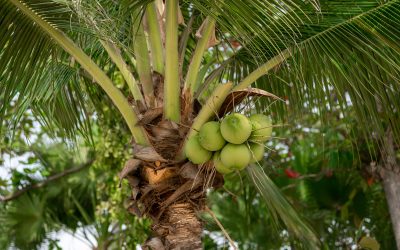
[{"x1": 52, "y1": 230, "x2": 92, "y2": 250}]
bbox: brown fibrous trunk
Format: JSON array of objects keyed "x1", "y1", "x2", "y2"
[
  {"x1": 151, "y1": 203, "x2": 203, "y2": 249},
  {"x1": 128, "y1": 157, "x2": 221, "y2": 249},
  {"x1": 121, "y1": 90, "x2": 223, "y2": 249}
]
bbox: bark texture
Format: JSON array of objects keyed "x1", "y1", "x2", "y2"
[
  {"x1": 122, "y1": 126, "x2": 221, "y2": 249},
  {"x1": 121, "y1": 89, "x2": 224, "y2": 249},
  {"x1": 152, "y1": 203, "x2": 203, "y2": 249},
  {"x1": 382, "y1": 169, "x2": 400, "y2": 250},
  {"x1": 380, "y1": 129, "x2": 400, "y2": 249}
]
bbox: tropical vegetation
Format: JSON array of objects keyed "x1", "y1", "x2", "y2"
[{"x1": 1, "y1": 0, "x2": 399, "y2": 249}]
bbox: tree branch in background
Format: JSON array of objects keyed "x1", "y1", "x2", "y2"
[
  {"x1": 0, "y1": 159, "x2": 95, "y2": 203},
  {"x1": 205, "y1": 206, "x2": 238, "y2": 250}
]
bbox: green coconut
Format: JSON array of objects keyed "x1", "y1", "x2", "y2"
[
  {"x1": 213, "y1": 151, "x2": 234, "y2": 174},
  {"x1": 184, "y1": 135, "x2": 212, "y2": 164},
  {"x1": 249, "y1": 142, "x2": 265, "y2": 163},
  {"x1": 198, "y1": 121, "x2": 226, "y2": 151},
  {"x1": 220, "y1": 143, "x2": 251, "y2": 170},
  {"x1": 249, "y1": 114, "x2": 272, "y2": 142},
  {"x1": 220, "y1": 113, "x2": 252, "y2": 144}
]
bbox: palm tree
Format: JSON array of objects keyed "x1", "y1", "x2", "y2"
[{"x1": 1, "y1": 0, "x2": 400, "y2": 248}]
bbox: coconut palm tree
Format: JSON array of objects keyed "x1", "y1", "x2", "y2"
[{"x1": 1, "y1": 0, "x2": 400, "y2": 249}]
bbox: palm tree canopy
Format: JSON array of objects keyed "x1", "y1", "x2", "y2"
[{"x1": 1, "y1": 0, "x2": 399, "y2": 144}]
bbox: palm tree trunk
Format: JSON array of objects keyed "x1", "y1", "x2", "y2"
[
  {"x1": 152, "y1": 203, "x2": 203, "y2": 249},
  {"x1": 126, "y1": 98, "x2": 224, "y2": 249},
  {"x1": 382, "y1": 169, "x2": 400, "y2": 250},
  {"x1": 380, "y1": 129, "x2": 400, "y2": 249}
]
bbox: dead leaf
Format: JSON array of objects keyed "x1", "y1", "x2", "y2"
[
  {"x1": 126, "y1": 175, "x2": 140, "y2": 188},
  {"x1": 195, "y1": 18, "x2": 219, "y2": 47},
  {"x1": 178, "y1": 6, "x2": 184, "y2": 25},
  {"x1": 131, "y1": 187, "x2": 140, "y2": 200},
  {"x1": 127, "y1": 202, "x2": 143, "y2": 217},
  {"x1": 144, "y1": 237, "x2": 165, "y2": 250},
  {"x1": 139, "y1": 107, "x2": 163, "y2": 125},
  {"x1": 179, "y1": 162, "x2": 200, "y2": 179},
  {"x1": 119, "y1": 159, "x2": 141, "y2": 181},
  {"x1": 219, "y1": 88, "x2": 283, "y2": 116},
  {"x1": 135, "y1": 146, "x2": 168, "y2": 162}
]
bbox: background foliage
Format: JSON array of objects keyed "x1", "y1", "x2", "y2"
[
  {"x1": 0, "y1": 101, "x2": 395, "y2": 249},
  {"x1": 1, "y1": 0, "x2": 400, "y2": 249}
]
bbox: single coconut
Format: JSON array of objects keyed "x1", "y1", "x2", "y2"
[
  {"x1": 249, "y1": 114, "x2": 272, "y2": 142},
  {"x1": 220, "y1": 113, "x2": 252, "y2": 144},
  {"x1": 198, "y1": 121, "x2": 226, "y2": 151},
  {"x1": 220, "y1": 143, "x2": 251, "y2": 170},
  {"x1": 249, "y1": 142, "x2": 265, "y2": 163},
  {"x1": 184, "y1": 135, "x2": 212, "y2": 164},
  {"x1": 213, "y1": 151, "x2": 234, "y2": 174}
]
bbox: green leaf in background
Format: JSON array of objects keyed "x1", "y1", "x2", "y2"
[{"x1": 359, "y1": 236, "x2": 380, "y2": 250}]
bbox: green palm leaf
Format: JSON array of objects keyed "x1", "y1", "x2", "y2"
[
  {"x1": 189, "y1": 0, "x2": 319, "y2": 56},
  {"x1": 247, "y1": 164, "x2": 320, "y2": 249},
  {"x1": 0, "y1": 0, "x2": 91, "y2": 139},
  {"x1": 2, "y1": 194, "x2": 48, "y2": 249},
  {"x1": 203, "y1": 0, "x2": 400, "y2": 144},
  {"x1": 0, "y1": 0, "x2": 148, "y2": 144},
  {"x1": 261, "y1": 0, "x2": 400, "y2": 144}
]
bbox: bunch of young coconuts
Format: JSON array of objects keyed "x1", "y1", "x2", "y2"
[{"x1": 185, "y1": 113, "x2": 272, "y2": 174}]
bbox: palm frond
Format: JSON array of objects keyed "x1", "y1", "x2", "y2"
[
  {"x1": 0, "y1": 0, "x2": 148, "y2": 144},
  {"x1": 2, "y1": 194, "x2": 48, "y2": 249},
  {"x1": 189, "y1": 0, "x2": 319, "y2": 58},
  {"x1": 0, "y1": 0, "x2": 90, "y2": 139},
  {"x1": 264, "y1": 0, "x2": 400, "y2": 144},
  {"x1": 206, "y1": 0, "x2": 400, "y2": 145},
  {"x1": 29, "y1": 63, "x2": 94, "y2": 141},
  {"x1": 247, "y1": 164, "x2": 320, "y2": 249}
]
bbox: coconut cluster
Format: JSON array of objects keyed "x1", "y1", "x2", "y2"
[{"x1": 184, "y1": 113, "x2": 273, "y2": 174}]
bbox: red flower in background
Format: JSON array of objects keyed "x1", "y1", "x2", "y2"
[
  {"x1": 367, "y1": 177, "x2": 374, "y2": 186},
  {"x1": 229, "y1": 39, "x2": 241, "y2": 49},
  {"x1": 284, "y1": 168, "x2": 300, "y2": 179}
]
